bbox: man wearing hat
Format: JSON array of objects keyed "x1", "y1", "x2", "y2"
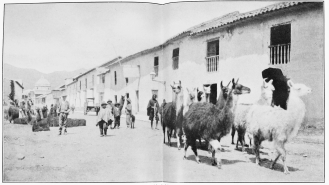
[
  {"x1": 112, "y1": 103, "x2": 121, "y2": 129},
  {"x1": 106, "y1": 100, "x2": 114, "y2": 128},
  {"x1": 125, "y1": 98, "x2": 132, "y2": 128},
  {"x1": 58, "y1": 97, "x2": 70, "y2": 135},
  {"x1": 96, "y1": 101, "x2": 109, "y2": 137},
  {"x1": 147, "y1": 94, "x2": 159, "y2": 129}
]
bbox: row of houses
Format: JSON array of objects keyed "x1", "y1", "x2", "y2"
[{"x1": 50, "y1": 2, "x2": 323, "y2": 121}]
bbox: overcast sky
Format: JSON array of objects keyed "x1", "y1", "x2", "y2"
[{"x1": 3, "y1": 1, "x2": 276, "y2": 73}]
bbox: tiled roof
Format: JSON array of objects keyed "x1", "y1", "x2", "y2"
[{"x1": 190, "y1": 2, "x2": 304, "y2": 35}]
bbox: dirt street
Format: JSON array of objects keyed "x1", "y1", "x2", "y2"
[{"x1": 3, "y1": 112, "x2": 324, "y2": 182}]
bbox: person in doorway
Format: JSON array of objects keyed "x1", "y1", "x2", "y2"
[
  {"x1": 147, "y1": 94, "x2": 160, "y2": 129},
  {"x1": 96, "y1": 101, "x2": 109, "y2": 137},
  {"x1": 58, "y1": 97, "x2": 70, "y2": 135},
  {"x1": 125, "y1": 98, "x2": 132, "y2": 128},
  {"x1": 112, "y1": 103, "x2": 121, "y2": 129}
]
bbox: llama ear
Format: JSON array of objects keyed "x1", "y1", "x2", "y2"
[
  {"x1": 287, "y1": 80, "x2": 294, "y2": 87},
  {"x1": 232, "y1": 78, "x2": 235, "y2": 85},
  {"x1": 236, "y1": 78, "x2": 239, "y2": 85},
  {"x1": 179, "y1": 80, "x2": 181, "y2": 86},
  {"x1": 226, "y1": 81, "x2": 231, "y2": 87},
  {"x1": 220, "y1": 81, "x2": 223, "y2": 88},
  {"x1": 170, "y1": 85, "x2": 174, "y2": 89},
  {"x1": 197, "y1": 87, "x2": 199, "y2": 92}
]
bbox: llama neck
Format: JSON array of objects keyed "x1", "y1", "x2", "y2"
[
  {"x1": 216, "y1": 91, "x2": 226, "y2": 109},
  {"x1": 176, "y1": 90, "x2": 184, "y2": 110}
]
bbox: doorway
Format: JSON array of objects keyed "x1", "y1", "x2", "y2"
[{"x1": 204, "y1": 83, "x2": 217, "y2": 105}]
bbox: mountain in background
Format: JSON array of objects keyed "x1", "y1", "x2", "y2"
[{"x1": 3, "y1": 63, "x2": 87, "y2": 91}]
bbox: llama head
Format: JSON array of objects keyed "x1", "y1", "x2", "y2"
[
  {"x1": 121, "y1": 95, "x2": 125, "y2": 101},
  {"x1": 197, "y1": 88, "x2": 205, "y2": 102},
  {"x1": 186, "y1": 87, "x2": 197, "y2": 102},
  {"x1": 170, "y1": 81, "x2": 182, "y2": 94},
  {"x1": 261, "y1": 78, "x2": 275, "y2": 103},
  {"x1": 232, "y1": 78, "x2": 251, "y2": 95},
  {"x1": 220, "y1": 81, "x2": 231, "y2": 99},
  {"x1": 288, "y1": 80, "x2": 312, "y2": 97}
]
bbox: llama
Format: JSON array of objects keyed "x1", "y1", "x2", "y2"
[
  {"x1": 8, "y1": 105, "x2": 19, "y2": 123},
  {"x1": 162, "y1": 81, "x2": 182, "y2": 146},
  {"x1": 246, "y1": 80, "x2": 311, "y2": 174},
  {"x1": 13, "y1": 109, "x2": 35, "y2": 125},
  {"x1": 182, "y1": 79, "x2": 251, "y2": 168},
  {"x1": 231, "y1": 79, "x2": 275, "y2": 151},
  {"x1": 162, "y1": 81, "x2": 197, "y2": 148}
]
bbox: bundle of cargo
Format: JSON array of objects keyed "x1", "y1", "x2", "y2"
[
  {"x1": 31, "y1": 108, "x2": 50, "y2": 132},
  {"x1": 49, "y1": 117, "x2": 86, "y2": 127}
]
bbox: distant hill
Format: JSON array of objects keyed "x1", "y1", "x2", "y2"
[{"x1": 3, "y1": 63, "x2": 87, "y2": 90}]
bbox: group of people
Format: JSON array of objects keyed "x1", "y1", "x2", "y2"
[{"x1": 96, "y1": 98, "x2": 133, "y2": 137}]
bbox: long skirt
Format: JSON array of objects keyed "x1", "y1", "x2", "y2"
[{"x1": 126, "y1": 114, "x2": 132, "y2": 127}]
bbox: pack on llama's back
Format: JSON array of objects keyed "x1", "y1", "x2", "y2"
[{"x1": 246, "y1": 80, "x2": 311, "y2": 174}]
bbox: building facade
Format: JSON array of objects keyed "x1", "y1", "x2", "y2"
[{"x1": 65, "y1": 2, "x2": 323, "y2": 120}]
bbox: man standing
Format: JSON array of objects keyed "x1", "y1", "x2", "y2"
[
  {"x1": 58, "y1": 97, "x2": 70, "y2": 135},
  {"x1": 106, "y1": 100, "x2": 114, "y2": 129},
  {"x1": 147, "y1": 94, "x2": 159, "y2": 129},
  {"x1": 96, "y1": 101, "x2": 109, "y2": 137},
  {"x1": 125, "y1": 98, "x2": 132, "y2": 128},
  {"x1": 112, "y1": 103, "x2": 121, "y2": 129}
]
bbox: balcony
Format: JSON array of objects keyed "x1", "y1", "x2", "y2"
[
  {"x1": 205, "y1": 55, "x2": 219, "y2": 72},
  {"x1": 269, "y1": 43, "x2": 291, "y2": 65},
  {"x1": 172, "y1": 56, "x2": 179, "y2": 70}
]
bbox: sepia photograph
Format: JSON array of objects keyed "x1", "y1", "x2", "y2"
[{"x1": 2, "y1": 0, "x2": 324, "y2": 182}]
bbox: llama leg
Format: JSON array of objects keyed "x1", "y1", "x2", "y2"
[
  {"x1": 176, "y1": 127, "x2": 181, "y2": 150},
  {"x1": 241, "y1": 135, "x2": 246, "y2": 152},
  {"x1": 191, "y1": 140, "x2": 200, "y2": 163},
  {"x1": 253, "y1": 136, "x2": 261, "y2": 165},
  {"x1": 163, "y1": 127, "x2": 166, "y2": 144},
  {"x1": 183, "y1": 140, "x2": 190, "y2": 160},
  {"x1": 270, "y1": 152, "x2": 281, "y2": 169},
  {"x1": 277, "y1": 141, "x2": 289, "y2": 174},
  {"x1": 167, "y1": 129, "x2": 171, "y2": 146},
  {"x1": 199, "y1": 138, "x2": 202, "y2": 146},
  {"x1": 212, "y1": 150, "x2": 222, "y2": 169},
  {"x1": 231, "y1": 125, "x2": 236, "y2": 144}
]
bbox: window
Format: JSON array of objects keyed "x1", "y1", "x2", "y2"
[
  {"x1": 85, "y1": 78, "x2": 87, "y2": 89},
  {"x1": 269, "y1": 24, "x2": 291, "y2": 65},
  {"x1": 101, "y1": 74, "x2": 105, "y2": 84},
  {"x1": 126, "y1": 93, "x2": 129, "y2": 98},
  {"x1": 154, "y1": 57, "x2": 159, "y2": 76},
  {"x1": 206, "y1": 39, "x2": 219, "y2": 72},
  {"x1": 172, "y1": 48, "x2": 179, "y2": 70},
  {"x1": 114, "y1": 71, "x2": 117, "y2": 85},
  {"x1": 125, "y1": 77, "x2": 129, "y2": 85},
  {"x1": 114, "y1": 95, "x2": 117, "y2": 103}
]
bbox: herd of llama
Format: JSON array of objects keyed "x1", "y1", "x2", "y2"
[{"x1": 161, "y1": 67, "x2": 312, "y2": 174}]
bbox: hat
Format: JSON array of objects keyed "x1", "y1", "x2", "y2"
[
  {"x1": 101, "y1": 101, "x2": 107, "y2": 106},
  {"x1": 107, "y1": 100, "x2": 112, "y2": 103}
]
